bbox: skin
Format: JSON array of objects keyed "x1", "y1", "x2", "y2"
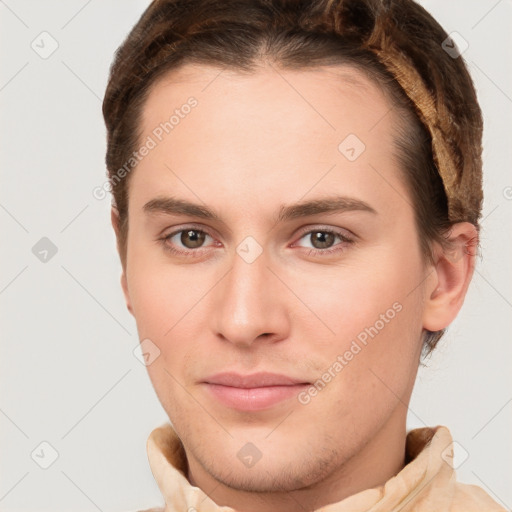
[{"x1": 111, "y1": 62, "x2": 477, "y2": 512}]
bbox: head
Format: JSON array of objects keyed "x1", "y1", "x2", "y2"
[{"x1": 102, "y1": 0, "x2": 482, "y2": 505}]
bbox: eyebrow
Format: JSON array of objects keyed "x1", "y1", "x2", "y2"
[{"x1": 142, "y1": 195, "x2": 377, "y2": 222}]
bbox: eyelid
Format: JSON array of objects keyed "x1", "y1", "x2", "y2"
[
  {"x1": 291, "y1": 224, "x2": 355, "y2": 244},
  {"x1": 162, "y1": 222, "x2": 218, "y2": 240},
  {"x1": 161, "y1": 223, "x2": 354, "y2": 242},
  {"x1": 163, "y1": 225, "x2": 219, "y2": 247}
]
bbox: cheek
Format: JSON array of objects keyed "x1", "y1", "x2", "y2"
[
  {"x1": 295, "y1": 265, "x2": 423, "y2": 436},
  {"x1": 128, "y1": 273, "x2": 173, "y2": 338},
  {"x1": 126, "y1": 261, "x2": 196, "y2": 414},
  {"x1": 295, "y1": 244, "x2": 425, "y2": 379},
  {"x1": 126, "y1": 256, "x2": 210, "y2": 378},
  {"x1": 127, "y1": 236, "x2": 194, "y2": 336},
  {"x1": 294, "y1": 258, "x2": 418, "y2": 339}
]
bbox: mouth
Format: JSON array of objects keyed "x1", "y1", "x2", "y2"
[{"x1": 201, "y1": 372, "x2": 311, "y2": 411}]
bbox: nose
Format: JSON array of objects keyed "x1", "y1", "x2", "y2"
[{"x1": 213, "y1": 245, "x2": 290, "y2": 348}]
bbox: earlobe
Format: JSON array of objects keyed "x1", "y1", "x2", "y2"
[
  {"x1": 422, "y1": 222, "x2": 478, "y2": 332},
  {"x1": 111, "y1": 207, "x2": 134, "y2": 316}
]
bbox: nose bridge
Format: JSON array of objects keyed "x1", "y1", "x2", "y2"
[{"x1": 214, "y1": 243, "x2": 288, "y2": 346}]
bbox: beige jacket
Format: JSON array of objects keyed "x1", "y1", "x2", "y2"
[{"x1": 137, "y1": 423, "x2": 506, "y2": 512}]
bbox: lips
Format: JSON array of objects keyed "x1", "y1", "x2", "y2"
[
  {"x1": 201, "y1": 372, "x2": 311, "y2": 411},
  {"x1": 203, "y1": 371, "x2": 309, "y2": 387}
]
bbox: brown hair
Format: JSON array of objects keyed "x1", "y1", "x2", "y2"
[{"x1": 102, "y1": 0, "x2": 483, "y2": 355}]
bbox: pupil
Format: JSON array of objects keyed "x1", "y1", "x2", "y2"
[
  {"x1": 182, "y1": 230, "x2": 205, "y2": 248},
  {"x1": 312, "y1": 231, "x2": 334, "y2": 249}
]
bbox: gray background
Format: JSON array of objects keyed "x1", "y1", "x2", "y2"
[{"x1": 1, "y1": 1, "x2": 511, "y2": 511}]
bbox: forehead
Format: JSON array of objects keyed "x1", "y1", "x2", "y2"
[
  {"x1": 129, "y1": 61, "x2": 408, "y2": 222},
  {"x1": 142, "y1": 62, "x2": 391, "y2": 134},
  {"x1": 138, "y1": 62, "x2": 397, "y2": 162}
]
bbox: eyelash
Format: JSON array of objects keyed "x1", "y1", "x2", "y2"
[{"x1": 158, "y1": 225, "x2": 354, "y2": 259}]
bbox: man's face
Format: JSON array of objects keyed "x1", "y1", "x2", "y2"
[{"x1": 120, "y1": 63, "x2": 429, "y2": 492}]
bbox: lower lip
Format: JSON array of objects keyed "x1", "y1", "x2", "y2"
[{"x1": 203, "y1": 383, "x2": 310, "y2": 411}]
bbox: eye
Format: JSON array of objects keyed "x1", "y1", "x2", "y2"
[
  {"x1": 172, "y1": 229, "x2": 210, "y2": 249},
  {"x1": 293, "y1": 228, "x2": 353, "y2": 256},
  {"x1": 159, "y1": 227, "x2": 217, "y2": 257},
  {"x1": 158, "y1": 225, "x2": 354, "y2": 259}
]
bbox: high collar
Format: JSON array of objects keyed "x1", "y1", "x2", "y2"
[{"x1": 144, "y1": 423, "x2": 504, "y2": 512}]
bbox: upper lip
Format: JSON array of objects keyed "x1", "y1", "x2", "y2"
[{"x1": 203, "y1": 372, "x2": 309, "y2": 388}]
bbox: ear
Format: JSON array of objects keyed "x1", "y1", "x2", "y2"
[
  {"x1": 422, "y1": 222, "x2": 478, "y2": 332},
  {"x1": 111, "y1": 207, "x2": 133, "y2": 316}
]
